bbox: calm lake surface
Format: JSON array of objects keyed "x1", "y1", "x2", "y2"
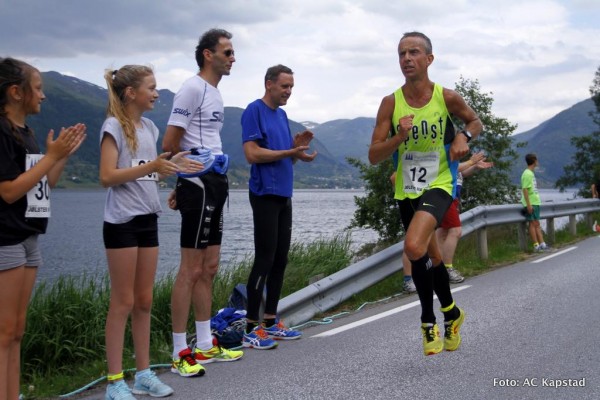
[
  {"x1": 37, "y1": 189, "x2": 377, "y2": 283},
  {"x1": 37, "y1": 188, "x2": 577, "y2": 284}
]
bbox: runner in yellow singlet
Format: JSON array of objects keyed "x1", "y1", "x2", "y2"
[{"x1": 369, "y1": 32, "x2": 483, "y2": 356}]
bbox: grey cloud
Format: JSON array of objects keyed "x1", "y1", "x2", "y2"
[
  {"x1": 0, "y1": 0, "x2": 279, "y2": 57},
  {"x1": 353, "y1": 0, "x2": 464, "y2": 23}
]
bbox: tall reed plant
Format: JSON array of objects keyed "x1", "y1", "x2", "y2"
[{"x1": 23, "y1": 275, "x2": 110, "y2": 376}]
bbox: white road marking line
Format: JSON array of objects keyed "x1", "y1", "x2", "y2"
[
  {"x1": 531, "y1": 246, "x2": 577, "y2": 263},
  {"x1": 311, "y1": 285, "x2": 471, "y2": 338}
]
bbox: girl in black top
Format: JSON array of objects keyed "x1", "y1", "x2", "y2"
[{"x1": 0, "y1": 57, "x2": 86, "y2": 399}]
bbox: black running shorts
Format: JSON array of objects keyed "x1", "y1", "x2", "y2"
[
  {"x1": 398, "y1": 188, "x2": 453, "y2": 230},
  {"x1": 176, "y1": 172, "x2": 228, "y2": 249},
  {"x1": 103, "y1": 214, "x2": 159, "y2": 249}
]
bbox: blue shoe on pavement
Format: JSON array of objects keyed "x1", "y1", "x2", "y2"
[
  {"x1": 105, "y1": 379, "x2": 135, "y2": 400},
  {"x1": 132, "y1": 369, "x2": 174, "y2": 397},
  {"x1": 263, "y1": 319, "x2": 302, "y2": 340},
  {"x1": 242, "y1": 326, "x2": 278, "y2": 349}
]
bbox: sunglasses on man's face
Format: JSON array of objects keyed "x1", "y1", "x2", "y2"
[{"x1": 223, "y1": 49, "x2": 235, "y2": 57}]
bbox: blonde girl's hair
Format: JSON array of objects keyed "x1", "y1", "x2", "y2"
[{"x1": 103, "y1": 65, "x2": 154, "y2": 154}]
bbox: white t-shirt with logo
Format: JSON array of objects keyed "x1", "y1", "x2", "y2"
[{"x1": 167, "y1": 75, "x2": 224, "y2": 155}]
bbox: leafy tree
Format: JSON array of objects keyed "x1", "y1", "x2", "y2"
[
  {"x1": 556, "y1": 65, "x2": 600, "y2": 197},
  {"x1": 348, "y1": 77, "x2": 520, "y2": 242},
  {"x1": 591, "y1": 66, "x2": 600, "y2": 125},
  {"x1": 452, "y1": 77, "x2": 521, "y2": 210},
  {"x1": 347, "y1": 157, "x2": 403, "y2": 243}
]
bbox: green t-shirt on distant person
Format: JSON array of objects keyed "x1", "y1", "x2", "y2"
[{"x1": 521, "y1": 168, "x2": 541, "y2": 206}]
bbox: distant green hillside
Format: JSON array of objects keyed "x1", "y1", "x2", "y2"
[
  {"x1": 28, "y1": 72, "x2": 360, "y2": 188},
  {"x1": 510, "y1": 98, "x2": 597, "y2": 187},
  {"x1": 312, "y1": 117, "x2": 375, "y2": 164},
  {"x1": 312, "y1": 98, "x2": 598, "y2": 188},
  {"x1": 27, "y1": 72, "x2": 597, "y2": 189}
]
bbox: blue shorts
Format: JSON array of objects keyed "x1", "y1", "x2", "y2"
[{"x1": 0, "y1": 235, "x2": 42, "y2": 271}]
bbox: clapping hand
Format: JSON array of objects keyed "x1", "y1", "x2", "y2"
[
  {"x1": 153, "y1": 153, "x2": 180, "y2": 176},
  {"x1": 294, "y1": 130, "x2": 314, "y2": 147},
  {"x1": 46, "y1": 123, "x2": 87, "y2": 160},
  {"x1": 469, "y1": 151, "x2": 485, "y2": 164},
  {"x1": 295, "y1": 147, "x2": 317, "y2": 162},
  {"x1": 469, "y1": 151, "x2": 493, "y2": 170},
  {"x1": 293, "y1": 130, "x2": 317, "y2": 162},
  {"x1": 171, "y1": 151, "x2": 204, "y2": 175}
]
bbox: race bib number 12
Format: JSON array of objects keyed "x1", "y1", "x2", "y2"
[
  {"x1": 401, "y1": 151, "x2": 440, "y2": 194},
  {"x1": 25, "y1": 154, "x2": 51, "y2": 218}
]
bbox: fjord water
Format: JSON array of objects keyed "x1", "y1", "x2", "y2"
[
  {"x1": 37, "y1": 188, "x2": 576, "y2": 283},
  {"x1": 37, "y1": 189, "x2": 378, "y2": 283}
]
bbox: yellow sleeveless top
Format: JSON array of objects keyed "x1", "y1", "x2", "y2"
[{"x1": 392, "y1": 83, "x2": 458, "y2": 200}]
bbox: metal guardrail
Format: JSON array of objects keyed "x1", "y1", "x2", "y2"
[
  {"x1": 279, "y1": 198, "x2": 600, "y2": 326},
  {"x1": 460, "y1": 199, "x2": 600, "y2": 236}
]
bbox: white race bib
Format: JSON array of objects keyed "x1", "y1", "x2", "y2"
[
  {"x1": 25, "y1": 154, "x2": 51, "y2": 218},
  {"x1": 132, "y1": 159, "x2": 158, "y2": 181},
  {"x1": 401, "y1": 151, "x2": 440, "y2": 194}
]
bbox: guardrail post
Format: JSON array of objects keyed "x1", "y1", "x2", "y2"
[
  {"x1": 585, "y1": 213, "x2": 594, "y2": 229},
  {"x1": 517, "y1": 222, "x2": 528, "y2": 251},
  {"x1": 546, "y1": 217, "x2": 555, "y2": 244},
  {"x1": 569, "y1": 215, "x2": 577, "y2": 236},
  {"x1": 476, "y1": 227, "x2": 488, "y2": 259}
]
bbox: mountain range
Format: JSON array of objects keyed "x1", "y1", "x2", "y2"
[
  {"x1": 25, "y1": 72, "x2": 598, "y2": 188},
  {"x1": 309, "y1": 99, "x2": 598, "y2": 187}
]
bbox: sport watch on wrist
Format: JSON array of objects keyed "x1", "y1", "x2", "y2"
[{"x1": 460, "y1": 129, "x2": 472, "y2": 142}]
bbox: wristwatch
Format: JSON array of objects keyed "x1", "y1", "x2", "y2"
[{"x1": 460, "y1": 129, "x2": 472, "y2": 142}]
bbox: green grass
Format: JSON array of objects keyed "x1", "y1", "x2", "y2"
[
  {"x1": 20, "y1": 216, "x2": 599, "y2": 397},
  {"x1": 21, "y1": 234, "x2": 354, "y2": 398}
]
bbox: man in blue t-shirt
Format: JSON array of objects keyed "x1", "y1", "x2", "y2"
[{"x1": 240, "y1": 64, "x2": 317, "y2": 349}]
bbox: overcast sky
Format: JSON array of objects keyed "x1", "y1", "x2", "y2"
[{"x1": 2, "y1": 0, "x2": 599, "y2": 132}]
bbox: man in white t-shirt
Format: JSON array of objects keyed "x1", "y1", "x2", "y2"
[{"x1": 162, "y1": 28, "x2": 243, "y2": 378}]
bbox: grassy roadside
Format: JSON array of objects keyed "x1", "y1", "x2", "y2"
[
  {"x1": 22, "y1": 234, "x2": 354, "y2": 398},
  {"x1": 22, "y1": 217, "x2": 598, "y2": 398}
]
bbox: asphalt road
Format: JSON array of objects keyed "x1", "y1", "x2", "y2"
[{"x1": 73, "y1": 237, "x2": 600, "y2": 400}]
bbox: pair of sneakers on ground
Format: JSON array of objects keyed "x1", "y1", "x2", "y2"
[
  {"x1": 105, "y1": 370, "x2": 173, "y2": 400},
  {"x1": 534, "y1": 242, "x2": 551, "y2": 252},
  {"x1": 242, "y1": 319, "x2": 302, "y2": 350},
  {"x1": 171, "y1": 337, "x2": 244, "y2": 378},
  {"x1": 403, "y1": 267, "x2": 465, "y2": 293},
  {"x1": 421, "y1": 307, "x2": 466, "y2": 356}
]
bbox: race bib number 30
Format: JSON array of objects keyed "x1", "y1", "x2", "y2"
[
  {"x1": 132, "y1": 159, "x2": 158, "y2": 181},
  {"x1": 401, "y1": 151, "x2": 440, "y2": 194},
  {"x1": 26, "y1": 154, "x2": 51, "y2": 218}
]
